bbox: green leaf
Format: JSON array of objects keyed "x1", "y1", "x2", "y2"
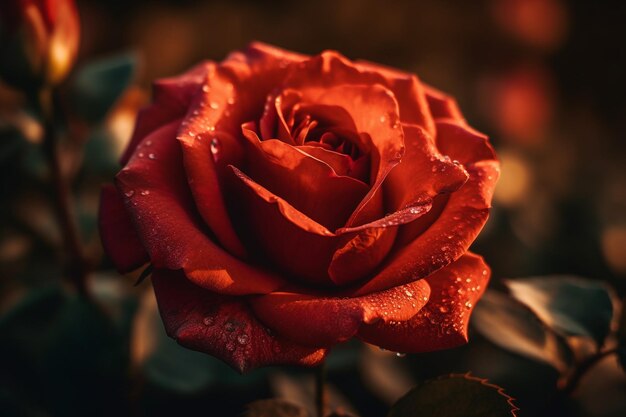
[
  {"x1": 505, "y1": 276, "x2": 614, "y2": 347},
  {"x1": 69, "y1": 54, "x2": 137, "y2": 123},
  {"x1": 0, "y1": 285, "x2": 130, "y2": 416},
  {"x1": 472, "y1": 290, "x2": 573, "y2": 372},
  {"x1": 617, "y1": 297, "x2": 626, "y2": 372},
  {"x1": 387, "y1": 374, "x2": 518, "y2": 417},
  {"x1": 245, "y1": 399, "x2": 310, "y2": 417}
]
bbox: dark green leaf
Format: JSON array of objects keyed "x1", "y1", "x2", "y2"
[
  {"x1": 472, "y1": 290, "x2": 573, "y2": 372},
  {"x1": 387, "y1": 374, "x2": 518, "y2": 417},
  {"x1": 245, "y1": 399, "x2": 310, "y2": 417},
  {"x1": 0, "y1": 286, "x2": 130, "y2": 417},
  {"x1": 69, "y1": 54, "x2": 137, "y2": 123},
  {"x1": 505, "y1": 276, "x2": 614, "y2": 347},
  {"x1": 617, "y1": 297, "x2": 626, "y2": 372}
]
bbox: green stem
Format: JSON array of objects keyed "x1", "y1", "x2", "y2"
[
  {"x1": 38, "y1": 87, "x2": 89, "y2": 296},
  {"x1": 315, "y1": 362, "x2": 327, "y2": 417}
]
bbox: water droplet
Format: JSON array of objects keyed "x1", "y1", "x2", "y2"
[
  {"x1": 210, "y1": 138, "x2": 221, "y2": 159},
  {"x1": 431, "y1": 165, "x2": 438, "y2": 173},
  {"x1": 202, "y1": 85, "x2": 210, "y2": 93},
  {"x1": 124, "y1": 190, "x2": 135, "y2": 198},
  {"x1": 140, "y1": 190, "x2": 150, "y2": 196},
  {"x1": 380, "y1": 115, "x2": 386, "y2": 123},
  {"x1": 395, "y1": 352, "x2": 406, "y2": 358},
  {"x1": 203, "y1": 316, "x2": 214, "y2": 326},
  {"x1": 210, "y1": 101, "x2": 219, "y2": 109},
  {"x1": 464, "y1": 301, "x2": 473, "y2": 309},
  {"x1": 438, "y1": 305, "x2": 449, "y2": 313},
  {"x1": 145, "y1": 140, "x2": 152, "y2": 146},
  {"x1": 148, "y1": 153, "x2": 156, "y2": 160},
  {"x1": 404, "y1": 289, "x2": 413, "y2": 297},
  {"x1": 237, "y1": 334, "x2": 249, "y2": 345},
  {"x1": 138, "y1": 152, "x2": 145, "y2": 158},
  {"x1": 227, "y1": 97, "x2": 235, "y2": 105}
]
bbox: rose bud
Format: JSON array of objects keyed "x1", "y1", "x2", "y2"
[
  {"x1": 0, "y1": 0, "x2": 80, "y2": 90},
  {"x1": 99, "y1": 43, "x2": 500, "y2": 372}
]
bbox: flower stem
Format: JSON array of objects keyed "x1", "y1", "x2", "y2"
[
  {"x1": 315, "y1": 361, "x2": 327, "y2": 417},
  {"x1": 38, "y1": 87, "x2": 89, "y2": 296},
  {"x1": 559, "y1": 348, "x2": 618, "y2": 395}
]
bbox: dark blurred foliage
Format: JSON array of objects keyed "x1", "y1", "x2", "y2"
[{"x1": 1, "y1": 0, "x2": 626, "y2": 416}]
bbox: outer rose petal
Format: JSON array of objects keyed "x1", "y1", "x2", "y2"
[
  {"x1": 152, "y1": 269, "x2": 327, "y2": 373},
  {"x1": 423, "y1": 84, "x2": 465, "y2": 124},
  {"x1": 120, "y1": 62, "x2": 212, "y2": 165},
  {"x1": 115, "y1": 121, "x2": 285, "y2": 295},
  {"x1": 177, "y1": 66, "x2": 249, "y2": 258},
  {"x1": 353, "y1": 160, "x2": 499, "y2": 296},
  {"x1": 250, "y1": 279, "x2": 430, "y2": 347},
  {"x1": 98, "y1": 184, "x2": 148, "y2": 273},
  {"x1": 435, "y1": 120, "x2": 497, "y2": 166},
  {"x1": 358, "y1": 253, "x2": 490, "y2": 352},
  {"x1": 356, "y1": 59, "x2": 435, "y2": 136}
]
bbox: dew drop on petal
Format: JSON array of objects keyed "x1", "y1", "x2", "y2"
[
  {"x1": 237, "y1": 334, "x2": 249, "y2": 345},
  {"x1": 210, "y1": 138, "x2": 221, "y2": 160},
  {"x1": 140, "y1": 190, "x2": 150, "y2": 196},
  {"x1": 124, "y1": 190, "x2": 134, "y2": 198},
  {"x1": 395, "y1": 352, "x2": 406, "y2": 358},
  {"x1": 148, "y1": 153, "x2": 156, "y2": 160}
]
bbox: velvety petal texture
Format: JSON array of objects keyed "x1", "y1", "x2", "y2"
[
  {"x1": 99, "y1": 42, "x2": 499, "y2": 372},
  {"x1": 152, "y1": 269, "x2": 327, "y2": 372}
]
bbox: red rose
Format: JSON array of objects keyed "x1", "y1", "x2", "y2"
[
  {"x1": 99, "y1": 43, "x2": 499, "y2": 372},
  {"x1": 0, "y1": 0, "x2": 80, "y2": 89}
]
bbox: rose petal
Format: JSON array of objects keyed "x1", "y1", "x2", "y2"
[
  {"x1": 115, "y1": 121, "x2": 285, "y2": 295},
  {"x1": 284, "y1": 53, "x2": 406, "y2": 227},
  {"x1": 423, "y1": 84, "x2": 466, "y2": 124},
  {"x1": 226, "y1": 165, "x2": 339, "y2": 286},
  {"x1": 327, "y1": 125, "x2": 467, "y2": 285},
  {"x1": 98, "y1": 184, "x2": 149, "y2": 273},
  {"x1": 306, "y1": 84, "x2": 405, "y2": 228},
  {"x1": 240, "y1": 125, "x2": 369, "y2": 230},
  {"x1": 152, "y1": 269, "x2": 327, "y2": 373},
  {"x1": 177, "y1": 68, "x2": 249, "y2": 258},
  {"x1": 120, "y1": 62, "x2": 212, "y2": 165},
  {"x1": 357, "y1": 253, "x2": 490, "y2": 353},
  {"x1": 251, "y1": 277, "x2": 430, "y2": 347},
  {"x1": 352, "y1": 161, "x2": 500, "y2": 295},
  {"x1": 435, "y1": 120, "x2": 498, "y2": 166},
  {"x1": 385, "y1": 124, "x2": 468, "y2": 211},
  {"x1": 328, "y1": 227, "x2": 397, "y2": 285},
  {"x1": 356, "y1": 59, "x2": 435, "y2": 135}
]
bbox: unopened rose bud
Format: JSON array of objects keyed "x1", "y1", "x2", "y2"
[{"x1": 0, "y1": 0, "x2": 80, "y2": 91}]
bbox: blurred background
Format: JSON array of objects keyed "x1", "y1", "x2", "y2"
[{"x1": 1, "y1": 0, "x2": 625, "y2": 416}]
